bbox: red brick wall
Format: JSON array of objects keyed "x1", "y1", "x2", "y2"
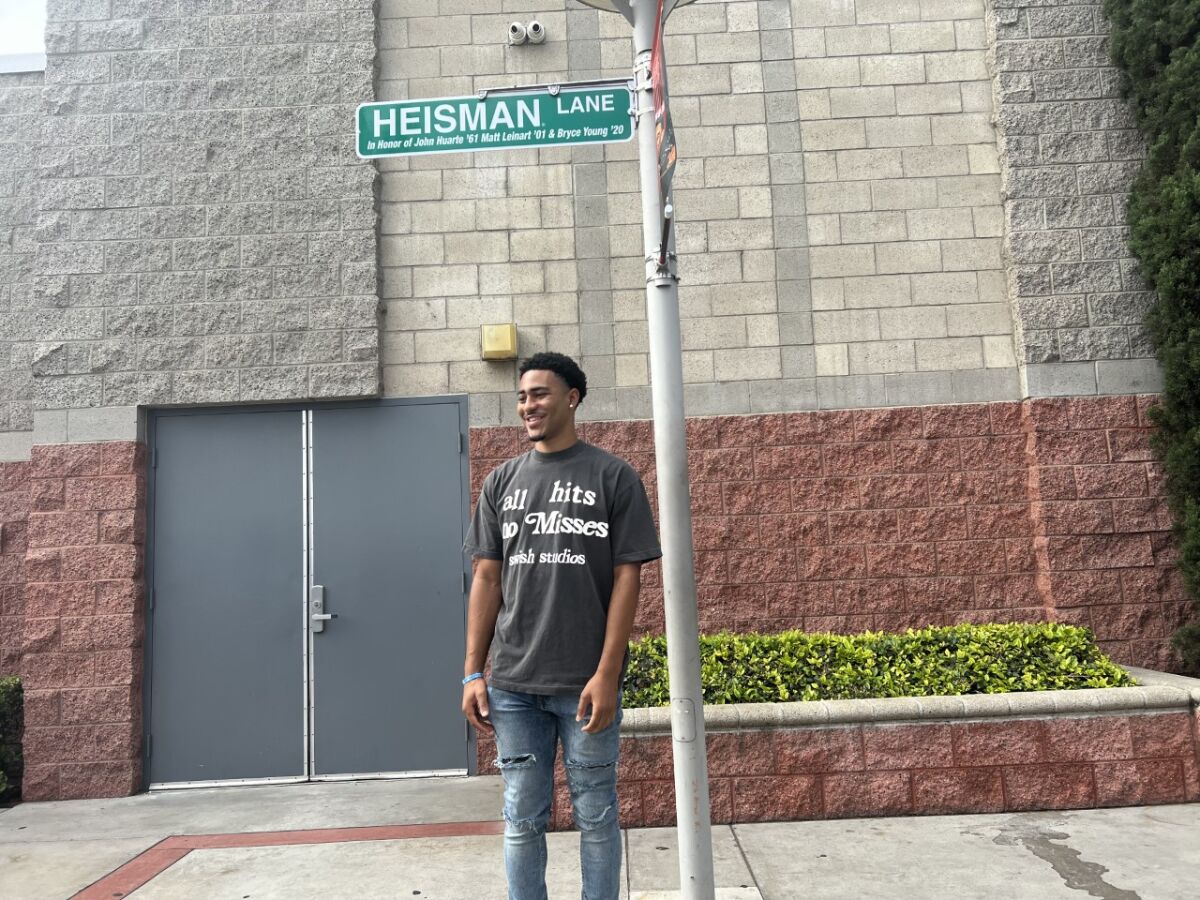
[
  {"x1": 1025, "y1": 397, "x2": 1184, "y2": 670},
  {"x1": 2, "y1": 395, "x2": 1183, "y2": 802},
  {"x1": 0, "y1": 460, "x2": 30, "y2": 678},
  {"x1": 20, "y1": 442, "x2": 147, "y2": 801},
  {"x1": 470, "y1": 395, "x2": 1189, "y2": 670},
  {"x1": 592, "y1": 711, "x2": 1200, "y2": 827},
  {"x1": 478, "y1": 707, "x2": 1200, "y2": 826}
]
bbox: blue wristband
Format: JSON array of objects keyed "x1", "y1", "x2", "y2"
[{"x1": 462, "y1": 672, "x2": 484, "y2": 685}]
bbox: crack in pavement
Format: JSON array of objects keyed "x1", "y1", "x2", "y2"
[{"x1": 990, "y1": 815, "x2": 1142, "y2": 900}]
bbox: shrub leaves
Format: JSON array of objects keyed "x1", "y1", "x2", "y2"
[{"x1": 624, "y1": 624, "x2": 1134, "y2": 707}]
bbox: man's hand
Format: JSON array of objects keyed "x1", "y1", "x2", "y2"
[
  {"x1": 577, "y1": 562, "x2": 640, "y2": 734},
  {"x1": 462, "y1": 557, "x2": 501, "y2": 733},
  {"x1": 577, "y1": 671, "x2": 619, "y2": 734},
  {"x1": 462, "y1": 678, "x2": 492, "y2": 732}
]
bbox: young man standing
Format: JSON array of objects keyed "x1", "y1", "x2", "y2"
[{"x1": 462, "y1": 352, "x2": 662, "y2": 900}]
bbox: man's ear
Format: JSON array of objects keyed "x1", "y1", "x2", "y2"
[{"x1": 568, "y1": 388, "x2": 581, "y2": 409}]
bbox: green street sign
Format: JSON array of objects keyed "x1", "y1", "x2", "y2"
[{"x1": 356, "y1": 82, "x2": 634, "y2": 158}]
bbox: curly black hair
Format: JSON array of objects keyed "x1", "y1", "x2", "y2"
[{"x1": 518, "y1": 352, "x2": 588, "y2": 404}]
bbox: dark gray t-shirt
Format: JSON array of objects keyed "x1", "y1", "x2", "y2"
[{"x1": 464, "y1": 441, "x2": 662, "y2": 694}]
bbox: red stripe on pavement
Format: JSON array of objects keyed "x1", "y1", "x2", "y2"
[
  {"x1": 72, "y1": 846, "x2": 191, "y2": 900},
  {"x1": 160, "y1": 819, "x2": 505, "y2": 849},
  {"x1": 71, "y1": 819, "x2": 504, "y2": 898}
]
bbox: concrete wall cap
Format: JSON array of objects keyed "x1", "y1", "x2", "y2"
[
  {"x1": 621, "y1": 675, "x2": 1194, "y2": 735},
  {"x1": 1126, "y1": 667, "x2": 1200, "y2": 705},
  {"x1": 915, "y1": 695, "x2": 967, "y2": 718},
  {"x1": 704, "y1": 704, "x2": 741, "y2": 730}
]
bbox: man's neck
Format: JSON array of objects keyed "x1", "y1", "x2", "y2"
[{"x1": 534, "y1": 430, "x2": 579, "y2": 454}]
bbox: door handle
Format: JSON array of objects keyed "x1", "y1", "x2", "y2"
[{"x1": 310, "y1": 585, "x2": 338, "y2": 633}]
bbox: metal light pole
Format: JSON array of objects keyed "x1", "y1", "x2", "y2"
[{"x1": 571, "y1": 1, "x2": 715, "y2": 897}]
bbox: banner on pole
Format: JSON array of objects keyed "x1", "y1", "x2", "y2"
[{"x1": 650, "y1": 0, "x2": 676, "y2": 207}]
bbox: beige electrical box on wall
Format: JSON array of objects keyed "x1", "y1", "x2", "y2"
[{"x1": 481, "y1": 323, "x2": 518, "y2": 360}]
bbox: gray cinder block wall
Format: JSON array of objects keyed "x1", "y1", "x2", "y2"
[
  {"x1": 379, "y1": 0, "x2": 1157, "y2": 427},
  {"x1": 382, "y1": 0, "x2": 1030, "y2": 424},
  {"x1": 5, "y1": 0, "x2": 381, "y2": 459},
  {"x1": 0, "y1": 70, "x2": 42, "y2": 460},
  {"x1": 0, "y1": 0, "x2": 1166, "y2": 451},
  {"x1": 987, "y1": 0, "x2": 1159, "y2": 398}
]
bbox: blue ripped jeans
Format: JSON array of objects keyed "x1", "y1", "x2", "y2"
[{"x1": 487, "y1": 685, "x2": 623, "y2": 900}]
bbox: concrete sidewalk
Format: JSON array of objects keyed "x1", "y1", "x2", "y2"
[{"x1": 0, "y1": 777, "x2": 1197, "y2": 899}]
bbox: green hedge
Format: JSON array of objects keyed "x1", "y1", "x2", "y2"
[
  {"x1": 0, "y1": 677, "x2": 21, "y2": 802},
  {"x1": 623, "y1": 624, "x2": 1134, "y2": 707},
  {"x1": 1104, "y1": 0, "x2": 1200, "y2": 671}
]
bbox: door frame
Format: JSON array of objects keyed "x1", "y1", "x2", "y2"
[{"x1": 143, "y1": 396, "x2": 472, "y2": 790}]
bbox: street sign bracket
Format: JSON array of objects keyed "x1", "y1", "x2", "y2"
[
  {"x1": 475, "y1": 76, "x2": 633, "y2": 100},
  {"x1": 655, "y1": 202, "x2": 675, "y2": 275}
]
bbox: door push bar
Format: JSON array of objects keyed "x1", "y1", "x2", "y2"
[{"x1": 310, "y1": 585, "x2": 338, "y2": 633}]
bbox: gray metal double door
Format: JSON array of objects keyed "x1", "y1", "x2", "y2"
[{"x1": 147, "y1": 399, "x2": 469, "y2": 787}]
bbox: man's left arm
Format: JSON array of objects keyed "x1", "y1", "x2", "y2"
[{"x1": 577, "y1": 562, "x2": 641, "y2": 734}]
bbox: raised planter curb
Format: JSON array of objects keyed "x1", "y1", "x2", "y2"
[
  {"x1": 474, "y1": 672, "x2": 1200, "y2": 829},
  {"x1": 620, "y1": 670, "x2": 1200, "y2": 735},
  {"x1": 536, "y1": 669, "x2": 1200, "y2": 829},
  {"x1": 1128, "y1": 667, "x2": 1200, "y2": 704}
]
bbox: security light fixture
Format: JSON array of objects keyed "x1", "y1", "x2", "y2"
[{"x1": 481, "y1": 324, "x2": 519, "y2": 360}]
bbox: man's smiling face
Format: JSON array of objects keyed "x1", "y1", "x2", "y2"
[{"x1": 517, "y1": 368, "x2": 578, "y2": 446}]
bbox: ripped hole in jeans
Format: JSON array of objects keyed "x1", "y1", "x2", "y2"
[
  {"x1": 565, "y1": 758, "x2": 618, "y2": 830},
  {"x1": 497, "y1": 753, "x2": 537, "y2": 769}
]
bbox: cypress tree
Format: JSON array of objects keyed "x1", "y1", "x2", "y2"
[{"x1": 1104, "y1": 0, "x2": 1200, "y2": 670}]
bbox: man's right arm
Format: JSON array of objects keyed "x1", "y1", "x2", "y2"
[{"x1": 462, "y1": 556, "x2": 502, "y2": 731}]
